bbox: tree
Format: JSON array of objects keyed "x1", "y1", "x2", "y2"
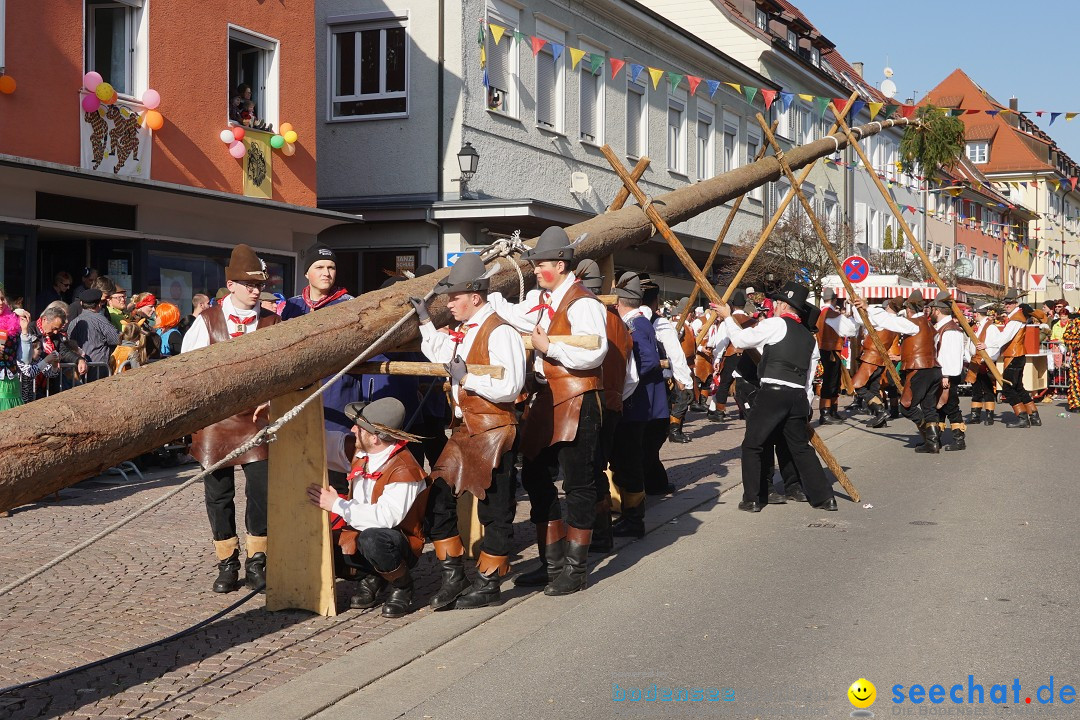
[
  {"x1": 899, "y1": 104, "x2": 965, "y2": 176},
  {"x1": 883, "y1": 225, "x2": 894, "y2": 249}
]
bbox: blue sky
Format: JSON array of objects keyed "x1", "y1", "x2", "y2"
[{"x1": 795, "y1": 1, "x2": 1080, "y2": 163}]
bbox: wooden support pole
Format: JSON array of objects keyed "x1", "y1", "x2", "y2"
[
  {"x1": 607, "y1": 156, "x2": 651, "y2": 212},
  {"x1": 352, "y1": 360, "x2": 504, "y2": 379},
  {"x1": 756, "y1": 113, "x2": 904, "y2": 390},
  {"x1": 390, "y1": 333, "x2": 601, "y2": 354},
  {"x1": 832, "y1": 112, "x2": 1008, "y2": 387},
  {"x1": 677, "y1": 121, "x2": 779, "y2": 335},
  {"x1": 600, "y1": 143, "x2": 860, "y2": 503},
  {"x1": 719, "y1": 91, "x2": 861, "y2": 305}
]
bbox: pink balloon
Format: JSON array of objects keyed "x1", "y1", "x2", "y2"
[
  {"x1": 142, "y1": 89, "x2": 161, "y2": 110},
  {"x1": 229, "y1": 142, "x2": 247, "y2": 159},
  {"x1": 82, "y1": 94, "x2": 101, "y2": 113},
  {"x1": 83, "y1": 71, "x2": 103, "y2": 92}
]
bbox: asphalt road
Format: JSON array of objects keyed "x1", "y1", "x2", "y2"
[{"x1": 313, "y1": 403, "x2": 1080, "y2": 720}]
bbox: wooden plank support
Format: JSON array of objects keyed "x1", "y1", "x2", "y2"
[
  {"x1": 755, "y1": 112, "x2": 903, "y2": 390},
  {"x1": 352, "y1": 360, "x2": 504, "y2": 379},
  {"x1": 831, "y1": 111, "x2": 1008, "y2": 387},
  {"x1": 267, "y1": 385, "x2": 337, "y2": 616},
  {"x1": 599, "y1": 142, "x2": 860, "y2": 503}
]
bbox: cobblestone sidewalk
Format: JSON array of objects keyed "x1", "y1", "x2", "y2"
[{"x1": 0, "y1": 413, "x2": 743, "y2": 720}]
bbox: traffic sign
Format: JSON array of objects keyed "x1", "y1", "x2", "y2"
[
  {"x1": 841, "y1": 255, "x2": 870, "y2": 284},
  {"x1": 1031, "y1": 273, "x2": 1046, "y2": 291},
  {"x1": 445, "y1": 251, "x2": 479, "y2": 266}
]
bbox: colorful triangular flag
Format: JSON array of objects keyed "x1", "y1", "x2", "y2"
[
  {"x1": 1068, "y1": 112, "x2": 1078, "y2": 121},
  {"x1": 550, "y1": 43, "x2": 564, "y2": 63},
  {"x1": 985, "y1": 109, "x2": 1000, "y2": 117},
  {"x1": 531, "y1": 36, "x2": 547, "y2": 56},
  {"x1": 705, "y1": 79, "x2": 721, "y2": 98},
  {"x1": 630, "y1": 64, "x2": 644, "y2": 83},
  {"x1": 883, "y1": 104, "x2": 899, "y2": 118},
  {"x1": 760, "y1": 89, "x2": 777, "y2": 110},
  {"x1": 725, "y1": 82, "x2": 742, "y2": 94},
  {"x1": 480, "y1": 45, "x2": 486, "y2": 69},
  {"x1": 868, "y1": 102, "x2": 883, "y2": 121},
  {"x1": 648, "y1": 67, "x2": 664, "y2": 89},
  {"x1": 833, "y1": 98, "x2": 848, "y2": 114},
  {"x1": 814, "y1": 95, "x2": 830, "y2": 118},
  {"x1": 609, "y1": 58, "x2": 625, "y2": 79},
  {"x1": 669, "y1": 72, "x2": 683, "y2": 91},
  {"x1": 513, "y1": 30, "x2": 525, "y2": 46},
  {"x1": 589, "y1": 53, "x2": 603, "y2": 75},
  {"x1": 569, "y1": 47, "x2": 587, "y2": 70},
  {"x1": 489, "y1": 24, "x2": 505, "y2": 45},
  {"x1": 742, "y1": 86, "x2": 758, "y2": 104},
  {"x1": 1050, "y1": 112, "x2": 1062, "y2": 125},
  {"x1": 779, "y1": 92, "x2": 794, "y2": 112},
  {"x1": 799, "y1": 93, "x2": 814, "y2": 102},
  {"x1": 849, "y1": 100, "x2": 866, "y2": 118},
  {"x1": 901, "y1": 105, "x2": 915, "y2": 118},
  {"x1": 687, "y1": 75, "x2": 702, "y2": 96}
]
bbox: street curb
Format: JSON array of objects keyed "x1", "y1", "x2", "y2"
[{"x1": 218, "y1": 420, "x2": 858, "y2": 720}]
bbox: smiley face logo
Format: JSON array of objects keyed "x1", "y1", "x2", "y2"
[{"x1": 848, "y1": 678, "x2": 876, "y2": 709}]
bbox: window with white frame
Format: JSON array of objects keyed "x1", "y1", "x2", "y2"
[
  {"x1": 786, "y1": 29, "x2": 797, "y2": 51},
  {"x1": 797, "y1": 103, "x2": 812, "y2": 145},
  {"x1": 810, "y1": 47, "x2": 820, "y2": 67},
  {"x1": 667, "y1": 87, "x2": 687, "y2": 174},
  {"x1": 723, "y1": 114, "x2": 738, "y2": 173},
  {"x1": 484, "y1": 2, "x2": 519, "y2": 117},
  {"x1": 755, "y1": 8, "x2": 768, "y2": 31},
  {"x1": 230, "y1": 26, "x2": 280, "y2": 128},
  {"x1": 578, "y1": 43, "x2": 604, "y2": 143},
  {"x1": 824, "y1": 196, "x2": 839, "y2": 229},
  {"x1": 777, "y1": 103, "x2": 791, "y2": 139},
  {"x1": 745, "y1": 128, "x2": 761, "y2": 199},
  {"x1": 626, "y1": 71, "x2": 646, "y2": 158},
  {"x1": 966, "y1": 141, "x2": 988, "y2": 164},
  {"x1": 774, "y1": 180, "x2": 794, "y2": 220},
  {"x1": 535, "y1": 22, "x2": 564, "y2": 132},
  {"x1": 696, "y1": 105, "x2": 714, "y2": 181},
  {"x1": 329, "y1": 15, "x2": 407, "y2": 120},
  {"x1": 85, "y1": 0, "x2": 148, "y2": 98}
]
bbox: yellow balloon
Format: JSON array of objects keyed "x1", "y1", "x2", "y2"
[
  {"x1": 95, "y1": 82, "x2": 114, "y2": 101},
  {"x1": 283, "y1": 130, "x2": 298, "y2": 144}
]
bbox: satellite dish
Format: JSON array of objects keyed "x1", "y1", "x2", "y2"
[
  {"x1": 955, "y1": 258, "x2": 974, "y2": 278},
  {"x1": 880, "y1": 79, "x2": 897, "y2": 99}
]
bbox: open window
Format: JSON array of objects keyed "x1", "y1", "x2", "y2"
[
  {"x1": 485, "y1": 1, "x2": 519, "y2": 117},
  {"x1": 84, "y1": 0, "x2": 147, "y2": 98},
  {"x1": 229, "y1": 26, "x2": 279, "y2": 129}
]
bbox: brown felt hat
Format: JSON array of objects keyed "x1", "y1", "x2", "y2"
[{"x1": 226, "y1": 244, "x2": 269, "y2": 283}]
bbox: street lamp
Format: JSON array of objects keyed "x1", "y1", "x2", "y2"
[{"x1": 456, "y1": 141, "x2": 480, "y2": 187}]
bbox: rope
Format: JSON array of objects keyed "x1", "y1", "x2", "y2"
[{"x1": 0, "y1": 246, "x2": 513, "y2": 599}]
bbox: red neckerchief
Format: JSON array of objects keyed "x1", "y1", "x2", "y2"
[
  {"x1": 331, "y1": 440, "x2": 411, "y2": 531},
  {"x1": 302, "y1": 286, "x2": 348, "y2": 310},
  {"x1": 528, "y1": 292, "x2": 555, "y2": 321},
  {"x1": 779, "y1": 312, "x2": 802, "y2": 323},
  {"x1": 228, "y1": 313, "x2": 256, "y2": 338},
  {"x1": 36, "y1": 317, "x2": 58, "y2": 355},
  {"x1": 447, "y1": 322, "x2": 478, "y2": 344}
]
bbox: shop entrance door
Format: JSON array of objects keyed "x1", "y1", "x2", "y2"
[{"x1": 361, "y1": 249, "x2": 419, "y2": 294}]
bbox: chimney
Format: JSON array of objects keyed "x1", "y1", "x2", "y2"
[
  {"x1": 852, "y1": 61, "x2": 864, "y2": 78},
  {"x1": 1009, "y1": 97, "x2": 1018, "y2": 111}
]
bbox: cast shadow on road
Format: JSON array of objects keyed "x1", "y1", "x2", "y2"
[
  {"x1": 5, "y1": 470, "x2": 196, "y2": 516},
  {"x1": 2, "y1": 605, "x2": 310, "y2": 720}
]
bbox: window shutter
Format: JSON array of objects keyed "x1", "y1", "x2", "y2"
[
  {"x1": 626, "y1": 89, "x2": 641, "y2": 156},
  {"x1": 537, "y1": 51, "x2": 556, "y2": 127},
  {"x1": 488, "y1": 37, "x2": 509, "y2": 92},
  {"x1": 580, "y1": 73, "x2": 596, "y2": 140}
]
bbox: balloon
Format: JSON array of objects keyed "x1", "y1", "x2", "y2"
[
  {"x1": 219, "y1": 129, "x2": 235, "y2": 143},
  {"x1": 142, "y1": 89, "x2": 161, "y2": 110},
  {"x1": 283, "y1": 130, "x2": 298, "y2": 144},
  {"x1": 83, "y1": 72, "x2": 103, "y2": 92},
  {"x1": 81, "y1": 93, "x2": 101, "y2": 112},
  {"x1": 95, "y1": 82, "x2": 114, "y2": 101},
  {"x1": 231, "y1": 126, "x2": 245, "y2": 141},
  {"x1": 269, "y1": 134, "x2": 285, "y2": 149},
  {"x1": 0, "y1": 75, "x2": 16, "y2": 95},
  {"x1": 144, "y1": 110, "x2": 164, "y2": 131},
  {"x1": 107, "y1": 90, "x2": 118, "y2": 105},
  {"x1": 282, "y1": 142, "x2": 296, "y2": 157},
  {"x1": 279, "y1": 122, "x2": 293, "y2": 134},
  {"x1": 229, "y1": 142, "x2": 247, "y2": 159}
]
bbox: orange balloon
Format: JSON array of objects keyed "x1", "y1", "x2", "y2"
[
  {"x1": 144, "y1": 110, "x2": 164, "y2": 130},
  {"x1": 0, "y1": 75, "x2": 16, "y2": 94},
  {"x1": 279, "y1": 122, "x2": 293, "y2": 134},
  {"x1": 107, "y1": 90, "x2": 118, "y2": 105}
]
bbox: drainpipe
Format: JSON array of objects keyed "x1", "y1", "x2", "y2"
[{"x1": 431, "y1": 0, "x2": 445, "y2": 267}]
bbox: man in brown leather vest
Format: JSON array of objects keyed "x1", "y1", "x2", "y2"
[
  {"x1": 815, "y1": 288, "x2": 858, "y2": 425},
  {"x1": 850, "y1": 295, "x2": 906, "y2": 428},
  {"x1": 486, "y1": 227, "x2": 608, "y2": 596},
  {"x1": 896, "y1": 290, "x2": 945, "y2": 453},
  {"x1": 409, "y1": 254, "x2": 526, "y2": 610},
  {"x1": 180, "y1": 244, "x2": 279, "y2": 593},
  {"x1": 985, "y1": 292, "x2": 1041, "y2": 428},
  {"x1": 966, "y1": 303, "x2": 998, "y2": 425},
  {"x1": 309, "y1": 398, "x2": 430, "y2": 619}
]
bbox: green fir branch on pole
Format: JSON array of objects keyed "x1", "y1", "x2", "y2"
[{"x1": 899, "y1": 104, "x2": 965, "y2": 175}]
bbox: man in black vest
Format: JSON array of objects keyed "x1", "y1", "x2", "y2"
[{"x1": 716, "y1": 281, "x2": 836, "y2": 513}]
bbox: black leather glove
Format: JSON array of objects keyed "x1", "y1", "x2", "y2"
[
  {"x1": 408, "y1": 296, "x2": 430, "y2": 324},
  {"x1": 446, "y1": 355, "x2": 468, "y2": 385}
]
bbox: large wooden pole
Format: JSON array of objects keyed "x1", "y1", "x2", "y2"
[
  {"x1": 0, "y1": 115, "x2": 908, "y2": 511},
  {"x1": 607, "y1": 156, "x2": 650, "y2": 213},
  {"x1": 676, "y1": 121, "x2": 778, "y2": 335},
  {"x1": 832, "y1": 112, "x2": 1007, "y2": 386},
  {"x1": 600, "y1": 145, "x2": 860, "y2": 503},
  {"x1": 756, "y1": 113, "x2": 903, "y2": 390}
]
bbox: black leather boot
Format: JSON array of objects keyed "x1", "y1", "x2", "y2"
[
  {"x1": 1006, "y1": 412, "x2": 1030, "y2": 428},
  {"x1": 379, "y1": 563, "x2": 414, "y2": 619},
  {"x1": 914, "y1": 423, "x2": 941, "y2": 453},
  {"x1": 544, "y1": 527, "x2": 591, "y2": 596},
  {"x1": 455, "y1": 553, "x2": 508, "y2": 609},
  {"x1": 515, "y1": 520, "x2": 565, "y2": 587},
  {"x1": 944, "y1": 429, "x2": 966, "y2": 451},
  {"x1": 984, "y1": 411, "x2": 995, "y2": 426},
  {"x1": 819, "y1": 410, "x2": 841, "y2": 425},
  {"x1": 213, "y1": 550, "x2": 242, "y2": 593},
  {"x1": 244, "y1": 552, "x2": 266, "y2": 591},
  {"x1": 590, "y1": 498, "x2": 613, "y2": 554},
  {"x1": 611, "y1": 499, "x2": 645, "y2": 538},
  {"x1": 968, "y1": 408, "x2": 983, "y2": 423},
  {"x1": 866, "y1": 402, "x2": 889, "y2": 428},
  {"x1": 429, "y1": 537, "x2": 471, "y2": 610},
  {"x1": 890, "y1": 400, "x2": 901, "y2": 419},
  {"x1": 349, "y1": 573, "x2": 387, "y2": 609},
  {"x1": 1030, "y1": 410, "x2": 1042, "y2": 427},
  {"x1": 668, "y1": 421, "x2": 692, "y2": 443},
  {"x1": 706, "y1": 409, "x2": 724, "y2": 422}
]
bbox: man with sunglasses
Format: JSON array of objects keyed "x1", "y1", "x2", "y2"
[{"x1": 181, "y1": 244, "x2": 280, "y2": 594}]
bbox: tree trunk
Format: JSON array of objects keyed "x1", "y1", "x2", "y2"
[{"x1": 0, "y1": 117, "x2": 910, "y2": 511}]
